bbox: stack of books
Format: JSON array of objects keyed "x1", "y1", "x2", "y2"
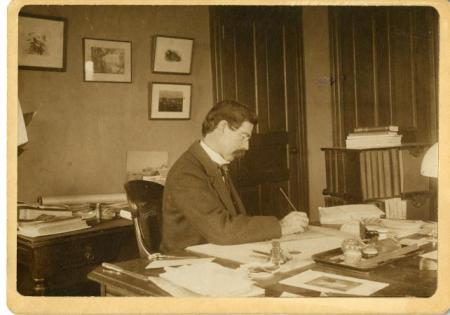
[
  {"x1": 346, "y1": 126, "x2": 402, "y2": 149},
  {"x1": 17, "y1": 214, "x2": 89, "y2": 237}
]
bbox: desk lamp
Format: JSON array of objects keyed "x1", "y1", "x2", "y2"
[
  {"x1": 421, "y1": 143, "x2": 438, "y2": 178},
  {"x1": 420, "y1": 143, "x2": 438, "y2": 221}
]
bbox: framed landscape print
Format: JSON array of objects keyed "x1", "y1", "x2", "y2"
[
  {"x1": 18, "y1": 13, "x2": 67, "y2": 71},
  {"x1": 149, "y1": 82, "x2": 192, "y2": 120},
  {"x1": 152, "y1": 35, "x2": 194, "y2": 74},
  {"x1": 83, "y1": 38, "x2": 132, "y2": 83}
]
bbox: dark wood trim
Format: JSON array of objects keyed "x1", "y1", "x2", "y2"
[{"x1": 294, "y1": 8, "x2": 310, "y2": 214}]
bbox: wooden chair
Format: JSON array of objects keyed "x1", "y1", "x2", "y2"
[{"x1": 124, "y1": 180, "x2": 164, "y2": 258}]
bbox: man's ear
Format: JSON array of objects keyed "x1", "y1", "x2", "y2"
[{"x1": 217, "y1": 120, "x2": 228, "y2": 134}]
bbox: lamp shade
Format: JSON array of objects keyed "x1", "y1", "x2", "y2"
[{"x1": 420, "y1": 143, "x2": 438, "y2": 178}]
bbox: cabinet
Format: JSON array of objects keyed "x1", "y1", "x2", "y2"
[
  {"x1": 321, "y1": 144, "x2": 432, "y2": 219},
  {"x1": 17, "y1": 219, "x2": 139, "y2": 296}
]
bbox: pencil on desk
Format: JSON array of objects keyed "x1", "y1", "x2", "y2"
[{"x1": 252, "y1": 249, "x2": 271, "y2": 257}]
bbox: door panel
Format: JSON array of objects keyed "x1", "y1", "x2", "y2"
[{"x1": 210, "y1": 7, "x2": 308, "y2": 218}]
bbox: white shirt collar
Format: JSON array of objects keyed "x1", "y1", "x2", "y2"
[{"x1": 200, "y1": 140, "x2": 229, "y2": 166}]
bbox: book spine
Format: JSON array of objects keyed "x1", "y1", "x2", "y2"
[
  {"x1": 399, "y1": 149, "x2": 404, "y2": 193},
  {"x1": 377, "y1": 150, "x2": 384, "y2": 197},
  {"x1": 324, "y1": 151, "x2": 332, "y2": 194},
  {"x1": 382, "y1": 150, "x2": 392, "y2": 197},
  {"x1": 347, "y1": 131, "x2": 398, "y2": 137},
  {"x1": 364, "y1": 151, "x2": 373, "y2": 200},
  {"x1": 354, "y1": 125, "x2": 399, "y2": 133},
  {"x1": 359, "y1": 152, "x2": 368, "y2": 200},
  {"x1": 333, "y1": 150, "x2": 339, "y2": 196},
  {"x1": 370, "y1": 151, "x2": 379, "y2": 198},
  {"x1": 391, "y1": 148, "x2": 401, "y2": 196}
]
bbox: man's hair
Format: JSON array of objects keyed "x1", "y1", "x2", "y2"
[{"x1": 202, "y1": 100, "x2": 258, "y2": 136}]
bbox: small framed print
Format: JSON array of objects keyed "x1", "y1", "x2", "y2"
[
  {"x1": 152, "y1": 35, "x2": 194, "y2": 74},
  {"x1": 149, "y1": 82, "x2": 192, "y2": 120},
  {"x1": 18, "y1": 13, "x2": 67, "y2": 71},
  {"x1": 83, "y1": 38, "x2": 132, "y2": 83}
]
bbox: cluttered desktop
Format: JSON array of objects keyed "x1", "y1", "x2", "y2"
[{"x1": 16, "y1": 148, "x2": 438, "y2": 298}]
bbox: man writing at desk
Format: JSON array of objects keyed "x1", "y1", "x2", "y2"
[{"x1": 161, "y1": 100, "x2": 308, "y2": 252}]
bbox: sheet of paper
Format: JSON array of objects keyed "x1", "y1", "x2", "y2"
[
  {"x1": 280, "y1": 270, "x2": 389, "y2": 296},
  {"x1": 145, "y1": 258, "x2": 214, "y2": 269},
  {"x1": 399, "y1": 237, "x2": 430, "y2": 247},
  {"x1": 148, "y1": 276, "x2": 200, "y2": 297},
  {"x1": 186, "y1": 226, "x2": 350, "y2": 268},
  {"x1": 159, "y1": 262, "x2": 264, "y2": 297},
  {"x1": 420, "y1": 250, "x2": 437, "y2": 260},
  {"x1": 280, "y1": 291, "x2": 305, "y2": 297}
]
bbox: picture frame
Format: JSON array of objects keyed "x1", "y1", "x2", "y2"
[
  {"x1": 18, "y1": 13, "x2": 67, "y2": 71},
  {"x1": 149, "y1": 82, "x2": 192, "y2": 120},
  {"x1": 83, "y1": 38, "x2": 132, "y2": 83},
  {"x1": 152, "y1": 35, "x2": 194, "y2": 74}
]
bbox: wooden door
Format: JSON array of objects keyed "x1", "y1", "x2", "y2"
[{"x1": 210, "y1": 7, "x2": 308, "y2": 218}]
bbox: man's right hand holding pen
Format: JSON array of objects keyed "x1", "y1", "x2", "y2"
[
  {"x1": 280, "y1": 211, "x2": 309, "y2": 235},
  {"x1": 278, "y1": 187, "x2": 309, "y2": 235}
]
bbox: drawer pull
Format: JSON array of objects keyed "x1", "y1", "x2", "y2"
[{"x1": 84, "y1": 246, "x2": 95, "y2": 262}]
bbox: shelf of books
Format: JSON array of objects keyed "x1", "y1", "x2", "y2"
[{"x1": 321, "y1": 126, "x2": 431, "y2": 210}]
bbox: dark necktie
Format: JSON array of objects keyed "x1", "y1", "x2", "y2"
[{"x1": 219, "y1": 164, "x2": 240, "y2": 213}]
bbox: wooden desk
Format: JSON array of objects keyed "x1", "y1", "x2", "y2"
[
  {"x1": 17, "y1": 218, "x2": 139, "y2": 296},
  {"x1": 88, "y1": 244, "x2": 437, "y2": 297}
]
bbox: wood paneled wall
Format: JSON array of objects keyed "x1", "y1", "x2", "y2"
[{"x1": 330, "y1": 6, "x2": 438, "y2": 145}]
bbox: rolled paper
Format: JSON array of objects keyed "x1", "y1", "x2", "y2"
[{"x1": 38, "y1": 193, "x2": 127, "y2": 205}]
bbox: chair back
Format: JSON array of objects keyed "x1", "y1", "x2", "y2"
[{"x1": 124, "y1": 180, "x2": 164, "y2": 257}]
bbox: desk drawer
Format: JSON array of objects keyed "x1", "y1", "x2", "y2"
[{"x1": 32, "y1": 229, "x2": 134, "y2": 276}]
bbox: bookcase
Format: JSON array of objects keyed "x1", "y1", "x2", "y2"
[{"x1": 321, "y1": 144, "x2": 433, "y2": 219}]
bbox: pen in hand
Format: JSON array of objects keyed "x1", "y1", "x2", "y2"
[{"x1": 279, "y1": 188, "x2": 299, "y2": 212}]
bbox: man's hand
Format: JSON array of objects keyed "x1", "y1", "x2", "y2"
[{"x1": 280, "y1": 212, "x2": 309, "y2": 236}]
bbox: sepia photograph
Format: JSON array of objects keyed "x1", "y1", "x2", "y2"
[
  {"x1": 305, "y1": 275, "x2": 362, "y2": 292},
  {"x1": 149, "y1": 82, "x2": 191, "y2": 119},
  {"x1": 7, "y1": 1, "x2": 450, "y2": 314},
  {"x1": 152, "y1": 35, "x2": 194, "y2": 74},
  {"x1": 83, "y1": 38, "x2": 132, "y2": 82},
  {"x1": 18, "y1": 13, "x2": 66, "y2": 71}
]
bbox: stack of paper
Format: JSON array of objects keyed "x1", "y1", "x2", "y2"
[
  {"x1": 384, "y1": 198, "x2": 407, "y2": 219},
  {"x1": 186, "y1": 226, "x2": 351, "y2": 274},
  {"x1": 346, "y1": 126, "x2": 401, "y2": 149},
  {"x1": 18, "y1": 216, "x2": 90, "y2": 237},
  {"x1": 160, "y1": 262, "x2": 264, "y2": 297},
  {"x1": 318, "y1": 204, "x2": 384, "y2": 225}
]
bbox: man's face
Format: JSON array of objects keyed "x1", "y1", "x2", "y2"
[{"x1": 220, "y1": 121, "x2": 254, "y2": 162}]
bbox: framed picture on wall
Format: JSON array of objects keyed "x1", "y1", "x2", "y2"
[
  {"x1": 149, "y1": 82, "x2": 192, "y2": 120},
  {"x1": 152, "y1": 35, "x2": 194, "y2": 74},
  {"x1": 83, "y1": 38, "x2": 132, "y2": 83},
  {"x1": 18, "y1": 13, "x2": 67, "y2": 71}
]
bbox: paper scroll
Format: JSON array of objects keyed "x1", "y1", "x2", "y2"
[{"x1": 38, "y1": 193, "x2": 127, "y2": 205}]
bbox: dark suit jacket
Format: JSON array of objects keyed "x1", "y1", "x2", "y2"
[{"x1": 161, "y1": 141, "x2": 281, "y2": 252}]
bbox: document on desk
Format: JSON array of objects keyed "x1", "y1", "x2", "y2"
[
  {"x1": 186, "y1": 226, "x2": 350, "y2": 272},
  {"x1": 280, "y1": 270, "x2": 389, "y2": 296},
  {"x1": 159, "y1": 262, "x2": 264, "y2": 297}
]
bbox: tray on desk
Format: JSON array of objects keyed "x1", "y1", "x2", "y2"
[{"x1": 312, "y1": 244, "x2": 422, "y2": 271}]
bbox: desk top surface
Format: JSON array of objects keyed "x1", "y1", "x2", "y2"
[{"x1": 88, "y1": 242, "x2": 437, "y2": 297}]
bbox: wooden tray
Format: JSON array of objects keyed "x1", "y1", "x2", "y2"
[{"x1": 312, "y1": 244, "x2": 421, "y2": 271}]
